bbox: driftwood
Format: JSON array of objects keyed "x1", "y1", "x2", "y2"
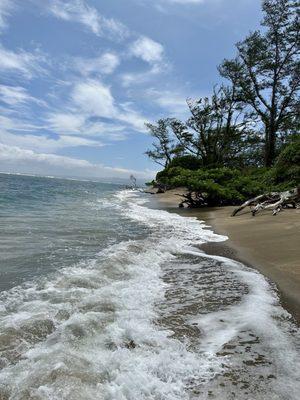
[{"x1": 231, "y1": 187, "x2": 300, "y2": 217}]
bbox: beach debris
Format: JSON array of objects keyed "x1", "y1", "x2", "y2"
[
  {"x1": 130, "y1": 174, "x2": 137, "y2": 189},
  {"x1": 125, "y1": 175, "x2": 144, "y2": 191},
  {"x1": 231, "y1": 188, "x2": 299, "y2": 216}
]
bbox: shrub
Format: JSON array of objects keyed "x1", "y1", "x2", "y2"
[
  {"x1": 273, "y1": 140, "x2": 300, "y2": 186},
  {"x1": 167, "y1": 155, "x2": 203, "y2": 171},
  {"x1": 155, "y1": 166, "x2": 285, "y2": 206},
  {"x1": 154, "y1": 144, "x2": 299, "y2": 207}
]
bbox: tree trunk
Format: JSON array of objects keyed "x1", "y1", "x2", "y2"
[{"x1": 264, "y1": 125, "x2": 276, "y2": 167}]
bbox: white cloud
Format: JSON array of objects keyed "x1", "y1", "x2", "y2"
[
  {"x1": 83, "y1": 121, "x2": 126, "y2": 140},
  {"x1": 121, "y1": 64, "x2": 164, "y2": 88},
  {"x1": 123, "y1": 36, "x2": 168, "y2": 87},
  {"x1": 0, "y1": 143, "x2": 156, "y2": 179},
  {"x1": 0, "y1": 112, "x2": 105, "y2": 153},
  {"x1": 47, "y1": 112, "x2": 86, "y2": 134},
  {"x1": 0, "y1": 0, "x2": 14, "y2": 31},
  {"x1": 0, "y1": 115, "x2": 43, "y2": 132},
  {"x1": 49, "y1": 0, "x2": 99, "y2": 33},
  {"x1": 74, "y1": 52, "x2": 120, "y2": 76},
  {"x1": 0, "y1": 129, "x2": 103, "y2": 153},
  {"x1": 0, "y1": 45, "x2": 45, "y2": 78},
  {"x1": 0, "y1": 85, "x2": 31, "y2": 105},
  {"x1": 164, "y1": 0, "x2": 204, "y2": 3},
  {"x1": 147, "y1": 0, "x2": 205, "y2": 11},
  {"x1": 47, "y1": 111, "x2": 126, "y2": 140},
  {"x1": 0, "y1": 84, "x2": 46, "y2": 106},
  {"x1": 68, "y1": 79, "x2": 148, "y2": 132},
  {"x1": 130, "y1": 36, "x2": 164, "y2": 64},
  {"x1": 0, "y1": 74, "x2": 149, "y2": 160},
  {"x1": 146, "y1": 88, "x2": 189, "y2": 116},
  {"x1": 118, "y1": 103, "x2": 148, "y2": 132},
  {"x1": 48, "y1": 0, "x2": 129, "y2": 40},
  {"x1": 71, "y1": 79, "x2": 116, "y2": 118},
  {"x1": 0, "y1": 142, "x2": 94, "y2": 167}
]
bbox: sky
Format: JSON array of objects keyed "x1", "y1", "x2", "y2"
[{"x1": 0, "y1": 0, "x2": 262, "y2": 181}]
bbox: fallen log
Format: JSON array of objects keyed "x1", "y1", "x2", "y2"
[
  {"x1": 231, "y1": 193, "x2": 274, "y2": 216},
  {"x1": 232, "y1": 188, "x2": 299, "y2": 217}
]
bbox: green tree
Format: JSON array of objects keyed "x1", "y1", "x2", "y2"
[
  {"x1": 219, "y1": 0, "x2": 300, "y2": 167},
  {"x1": 169, "y1": 85, "x2": 257, "y2": 167},
  {"x1": 145, "y1": 119, "x2": 183, "y2": 167}
]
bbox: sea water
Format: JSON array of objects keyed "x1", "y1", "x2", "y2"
[{"x1": 0, "y1": 173, "x2": 299, "y2": 399}]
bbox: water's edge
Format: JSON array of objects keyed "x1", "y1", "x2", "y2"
[
  {"x1": 145, "y1": 193, "x2": 300, "y2": 325},
  {"x1": 0, "y1": 185, "x2": 299, "y2": 399}
]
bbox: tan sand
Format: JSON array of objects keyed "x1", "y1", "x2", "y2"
[{"x1": 149, "y1": 189, "x2": 300, "y2": 322}]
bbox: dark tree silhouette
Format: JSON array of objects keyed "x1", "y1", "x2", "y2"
[{"x1": 219, "y1": 0, "x2": 299, "y2": 166}]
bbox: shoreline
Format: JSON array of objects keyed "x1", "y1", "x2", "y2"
[{"x1": 146, "y1": 189, "x2": 300, "y2": 324}]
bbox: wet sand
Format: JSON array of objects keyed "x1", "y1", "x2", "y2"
[{"x1": 148, "y1": 189, "x2": 300, "y2": 323}]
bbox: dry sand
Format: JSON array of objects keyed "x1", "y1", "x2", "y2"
[{"x1": 147, "y1": 189, "x2": 300, "y2": 322}]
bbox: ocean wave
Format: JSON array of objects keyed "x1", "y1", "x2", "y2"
[{"x1": 0, "y1": 189, "x2": 299, "y2": 399}]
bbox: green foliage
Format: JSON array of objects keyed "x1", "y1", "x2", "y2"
[
  {"x1": 168, "y1": 86, "x2": 258, "y2": 168},
  {"x1": 155, "y1": 165, "x2": 289, "y2": 206},
  {"x1": 219, "y1": 0, "x2": 299, "y2": 166},
  {"x1": 156, "y1": 166, "x2": 183, "y2": 185},
  {"x1": 272, "y1": 140, "x2": 300, "y2": 186},
  {"x1": 167, "y1": 155, "x2": 203, "y2": 170},
  {"x1": 146, "y1": 0, "x2": 299, "y2": 207},
  {"x1": 145, "y1": 180, "x2": 156, "y2": 187},
  {"x1": 145, "y1": 119, "x2": 184, "y2": 168},
  {"x1": 276, "y1": 140, "x2": 300, "y2": 170}
]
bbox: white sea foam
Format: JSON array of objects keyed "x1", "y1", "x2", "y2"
[{"x1": 0, "y1": 189, "x2": 299, "y2": 399}]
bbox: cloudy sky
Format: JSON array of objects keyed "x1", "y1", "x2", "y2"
[{"x1": 0, "y1": 0, "x2": 261, "y2": 181}]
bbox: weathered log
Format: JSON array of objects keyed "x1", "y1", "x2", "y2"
[
  {"x1": 231, "y1": 194, "x2": 271, "y2": 216},
  {"x1": 232, "y1": 187, "x2": 299, "y2": 217}
]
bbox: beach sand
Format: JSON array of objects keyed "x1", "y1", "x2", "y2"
[{"x1": 148, "y1": 189, "x2": 300, "y2": 323}]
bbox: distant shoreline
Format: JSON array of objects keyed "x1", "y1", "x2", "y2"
[
  {"x1": 146, "y1": 189, "x2": 300, "y2": 324},
  {"x1": 0, "y1": 172, "x2": 133, "y2": 185}
]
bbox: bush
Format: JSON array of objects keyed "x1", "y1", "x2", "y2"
[
  {"x1": 273, "y1": 140, "x2": 300, "y2": 186},
  {"x1": 154, "y1": 143, "x2": 299, "y2": 207},
  {"x1": 167, "y1": 155, "x2": 203, "y2": 170},
  {"x1": 155, "y1": 166, "x2": 283, "y2": 206}
]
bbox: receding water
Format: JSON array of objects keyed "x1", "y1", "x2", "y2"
[{"x1": 0, "y1": 173, "x2": 299, "y2": 400}]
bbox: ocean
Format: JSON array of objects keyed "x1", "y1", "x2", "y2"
[{"x1": 0, "y1": 173, "x2": 299, "y2": 400}]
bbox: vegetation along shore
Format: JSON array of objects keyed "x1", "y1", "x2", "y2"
[{"x1": 145, "y1": 0, "x2": 299, "y2": 320}]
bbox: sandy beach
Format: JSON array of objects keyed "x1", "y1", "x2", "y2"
[{"x1": 148, "y1": 188, "x2": 300, "y2": 322}]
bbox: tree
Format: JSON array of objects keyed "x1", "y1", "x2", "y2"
[
  {"x1": 169, "y1": 85, "x2": 258, "y2": 167},
  {"x1": 145, "y1": 119, "x2": 183, "y2": 167},
  {"x1": 219, "y1": 0, "x2": 300, "y2": 166}
]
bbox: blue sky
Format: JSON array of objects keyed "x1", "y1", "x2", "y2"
[{"x1": 0, "y1": 0, "x2": 261, "y2": 180}]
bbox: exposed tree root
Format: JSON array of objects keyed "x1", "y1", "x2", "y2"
[{"x1": 179, "y1": 191, "x2": 207, "y2": 208}]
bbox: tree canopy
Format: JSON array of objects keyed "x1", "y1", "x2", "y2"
[
  {"x1": 146, "y1": 0, "x2": 299, "y2": 171},
  {"x1": 219, "y1": 0, "x2": 299, "y2": 166},
  {"x1": 145, "y1": 0, "x2": 299, "y2": 208}
]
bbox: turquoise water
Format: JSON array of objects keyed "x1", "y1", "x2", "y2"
[{"x1": 0, "y1": 173, "x2": 299, "y2": 399}]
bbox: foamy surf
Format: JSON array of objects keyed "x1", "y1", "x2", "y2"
[{"x1": 0, "y1": 188, "x2": 299, "y2": 399}]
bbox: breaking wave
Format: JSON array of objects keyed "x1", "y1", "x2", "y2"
[{"x1": 0, "y1": 189, "x2": 299, "y2": 400}]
